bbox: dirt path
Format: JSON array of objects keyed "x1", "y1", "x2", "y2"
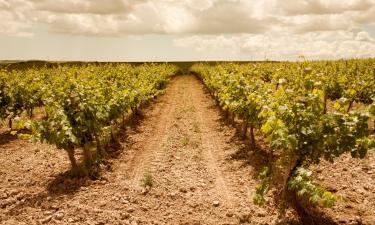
[
  {"x1": 110, "y1": 75, "x2": 279, "y2": 224},
  {"x1": 0, "y1": 75, "x2": 279, "y2": 225}
]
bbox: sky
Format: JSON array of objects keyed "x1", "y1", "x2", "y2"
[{"x1": 1, "y1": 0, "x2": 375, "y2": 61}]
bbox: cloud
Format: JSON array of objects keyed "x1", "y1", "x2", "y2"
[
  {"x1": 0, "y1": 0, "x2": 374, "y2": 36},
  {"x1": 186, "y1": 1, "x2": 279, "y2": 34},
  {"x1": 29, "y1": 0, "x2": 279, "y2": 35},
  {"x1": 289, "y1": 14, "x2": 360, "y2": 33},
  {"x1": 33, "y1": 0, "x2": 145, "y2": 15},
  {"x1": 355, "y1": 31, "x2": 375, "y2": 42},
  {"x1": 0, "y1": 0, "x2": 374, "y2": 59},
  {"x1": 0, "y1": 0, "x2": 34, "y2": 36},
  {"x1": 276, "y1": 0, "x2": 374, "y2": 16},
  {"x1": 174, "y1": 31, "x2": 375, "y2": 60}
]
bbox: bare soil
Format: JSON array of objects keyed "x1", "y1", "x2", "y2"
[
  {"x1": 309, "y1": 153, "x2": 375, "y2": 225},
  {"x1": 0, "y1": 75, "x2": 374, "y2": 225}
]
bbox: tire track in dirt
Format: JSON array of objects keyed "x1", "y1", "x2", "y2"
[
  {"x1": 187, "y1": 76, "x2": 235, "y2": 208},
  {"x1": 121, "y1": 76, "x2": 182, "y2": 188},
  {"x1": 112, "y1": 75, "x2": 279, "y2": 224},
  {"x1": 115, "y1": 75, "x2": 278, "y2": 224}
]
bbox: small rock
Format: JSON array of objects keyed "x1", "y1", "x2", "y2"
[
  {"x1": 357, "y1": 188, "x2": 366, "y2": 194},
  {"x1": 169, "y1": 192, "x2": 177, "y2": 199},
  {"x1": 189, "y1": 203, "x2": 198, "y2": 208},
  {"x1": 112, "y1": 196, "x2": 120, "y2": 201},
  {"x1": 9, "y1": 189, "x2": 20, "y2": 196},
  {"x1": 226, "y1": 212, "x2": 233, "y2": 217},
  {"x1": 213, "y1": 201, "x2": 220, "y2": 207},
  {"x1": 16, "y1": 194, "x2": 24, "y2": 201},
  {"x1": 55, "y1": 212, "x2": 64, "y2": 220},
  {"x1": 1, "y1": 193, "x2": 8, "y2": 199},
  {"x1": 129, "y1": 198, "x2": 138, "y2": 204},
  {"x1": 326, "y1": 186, "x2": 338, "y2": 193},
  {"x1": 238, "y1": 213, "x2": 252, "y2": 223},
  {"x1": 120, "y1": 212, "x2": 130, "y2": 220},
  {"x1": 44, "y1": 211, "x2": 53, "y2": 216},
  {"x1": 51, "y1": 205, "x2": 59, "y2": 210},
  {"x1": 179, "y1": 187, "x2": 187, "y2": 193},
  {"x1": 127, "y1": 208, "x2": 135, "y2": 213},
  {"x1": 2, "y1": 198, "x2": 16, "y2": 208},
  {"x1": 140, "y1": 188, "x2": 149, "y2": 195},
  {"x1": 68, "y1": 218, "x2": 74, "y2": 223},
  {"x1": 41, "y1": 216, "x2": 52, "y2": 224}
]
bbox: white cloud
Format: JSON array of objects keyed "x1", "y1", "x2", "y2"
[
  {"x1": 33, "y1": 0, "x2": 146, "y2": 14},
  {"x1": 0, "y1": 0, "x2": 34, "y2": 36},
  {"x1": 355, "y1": 31, "x2": 375, "y2": 42},
  {"x1": 174, "y1": 31, "x2": 375, "y2": 60},
  {"x1": 0, "y1": 0, "x2": 374, "y2": 59},
  {"x1": 275, "y1": 0, "x2": 374, "y2": 16},
  {"x1": 29, "y1": 0, "x2": 279, "y2": 35},
  {"x1": 289, "y1": 14, "x2": 360, "y2": 33},
  {"x1": 1, "y1": 0, "x2": 374, "y2": 36},
  {"x1": 184, "y1": 0, "x2": 216, "y2": 11}
]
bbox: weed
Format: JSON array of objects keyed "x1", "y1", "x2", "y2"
[
  {"x1": 188, "y1": 105, "x2": 197, "y2": 112},
  {"x1": 181, "y1": 135, "x2": 189, "y2": 146},
  {"x1": 141, "y1": 171, "x2": 153, "y2": 187},
  {"x1": 193, "y1": 123, "x2": 200, "y2": 133}
]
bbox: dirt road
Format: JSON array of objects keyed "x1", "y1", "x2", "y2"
[{"x1": 109, "y1": 75, "x2": 279, "y2": 224}]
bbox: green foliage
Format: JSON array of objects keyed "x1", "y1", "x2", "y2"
[
  {"x1": 141, "y1": 171, "x2": 153, "y2": 188},
  {"x1": 253, "y1": 166, "x2": 270, "y2": 206},
  {"x1": 191, "y1": 59, "x2": 374, "y2": 211},
  {"x1": 181, "y1": 135, "x2": 189, "y2": 146},
  {"x1": 289, "y1": 168, "x2": 335, "y2": 208},
  {"x1": 0, "y1": 63, "x2": 178, "y2": 175}
]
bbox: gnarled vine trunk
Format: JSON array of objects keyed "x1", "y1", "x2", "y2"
[
  {"x1": 249, "y1": 126, "x2": 256, "y2": 150},
  {"x1": 66, "y1": 147, "x2": 79, "y2": 175}
]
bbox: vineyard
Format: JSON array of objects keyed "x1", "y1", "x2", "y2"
[
  {"x1": 191, "y1": 59, "x2": 375, "y2": 224},
  {"x1": 0, "y1": 60, "x2": 374, "y2": 224},
  {"x1": 0, "y1": 63, "x2": 178, "y2": 177}
]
